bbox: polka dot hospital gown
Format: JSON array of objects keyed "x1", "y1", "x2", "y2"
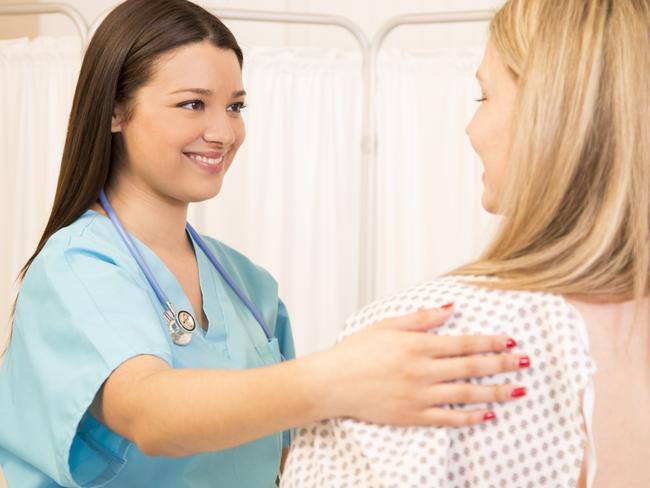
[{"x1": 280, "y1": 276, "x2": 597, "y2": 488}]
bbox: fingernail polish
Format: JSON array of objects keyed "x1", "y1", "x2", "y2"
[
  {"x1": 511, "y1": 387, "x2": 527, "y2": 398},
  {"x1": 441, "y1": 302, "x2": 454, "y2": 310},
  {"x1": 518, "y1": 356, "x2": 531, "y2": 368},
  {"x1": 505, "y1": 338, "x2": 517, "y2": 349},
  {"x1": 483, "y1": 411, "x2": 496, "y2": 421}
]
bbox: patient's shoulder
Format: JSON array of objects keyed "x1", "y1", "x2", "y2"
[
  {"x1": 341, "y1": 276, "x2": 584, "y2": 346},
  {"x1": 282, "y1": 277, "x2": 598, "y2": 488}
]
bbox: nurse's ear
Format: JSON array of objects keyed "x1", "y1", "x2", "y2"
[{"x1": 111, "y1": 105, "x2": 126, "y2": 133}]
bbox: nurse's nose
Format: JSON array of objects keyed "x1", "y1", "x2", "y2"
[{"x1": 203, "y1": 111, "x2": 236, "y2": 147}]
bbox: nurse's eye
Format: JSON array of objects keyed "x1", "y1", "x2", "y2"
[
  {"x1": 178, "y1": 99, "x2": 205, "y2": 111},
  {"x1": 474, "y1": 97, "x2": 487, "y2": 102},
  {"x1": 227, "y1": 102, "x2": 247, "y2": 113}
]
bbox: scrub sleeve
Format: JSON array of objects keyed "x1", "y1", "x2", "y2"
[{"x1": 0, "y1": 235, "x2": 173, "y2": 487}]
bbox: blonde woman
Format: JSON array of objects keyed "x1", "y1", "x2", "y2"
[{"x1": 279, "y1": 0, "x2": 650, "y2": 486}]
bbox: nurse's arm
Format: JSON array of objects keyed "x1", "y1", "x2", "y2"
[
  {"x1": 90, "y1": 353, "x2": 335, "y2": 457},
  {"x1": 90, "y1": 308, "x2": 525, "y2": 457}
]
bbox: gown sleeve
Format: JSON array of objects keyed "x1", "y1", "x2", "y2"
[{"x1": 0, "y1": 239, "x2": 173, "y2": 487}]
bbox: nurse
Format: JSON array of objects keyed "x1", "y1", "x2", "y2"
[{"x1": 0, "y1": 0, "x2": 531, "y2": 487}]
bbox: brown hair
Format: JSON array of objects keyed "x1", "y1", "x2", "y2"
[
  {"x1": 19, "y1": 0, "x2": 243, "y2": 280},
  {"x1": 4, "y1": 0, "x2": 243, "y2": 352}
]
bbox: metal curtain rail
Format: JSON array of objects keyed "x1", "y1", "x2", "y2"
[
  {"x1": 4, "y1": 2, "x2": 373, "y2": 310},
  {"x1": 87, "y1": 7, "x2": 372, "y2": 147},
  {"x1": 88, "y1": 8, "x2": 371, "y2": 151},
  {"x1": 0, "y1": 3, "x2": 87, "y2": 42},
  {"x1": 0, "y1": 3, "x2": 494, "y2": 309},
  {"x1": 358, "y1": 10, "x2": 494, "y2": 305}
]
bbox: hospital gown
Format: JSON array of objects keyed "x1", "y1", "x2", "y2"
[
  {"x1": 280, "y1": 276, "x2": 596, "y2": 488},
  {"x1": 0, "y1": 209, "x2": 295, "y2": 488}
]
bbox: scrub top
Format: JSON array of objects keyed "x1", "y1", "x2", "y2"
[{"x1": 0, "y1": 209, "x2": 296, "y2": 488}]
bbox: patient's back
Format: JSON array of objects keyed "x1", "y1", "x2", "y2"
[
  {"x1": 567, "y1": 298, "x2": 650, "y2": 488},
  {"x1": 281, "y1": 276, "x2": 598, "y2": 487}
]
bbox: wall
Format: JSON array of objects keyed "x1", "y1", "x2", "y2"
[{"x1": 0, "y1": 0, "x2": 37, "y2": 38}]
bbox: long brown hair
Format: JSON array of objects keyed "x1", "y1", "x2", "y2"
[
  {"x1": 5, "y1": 0, "x2": 243, "y2": 349},
  {"x1": 20, "y1": 0, "x2": 242, "y2": 279},
  {"x1": 454, "y1": 0, "x2": 650, "y2": 304}
]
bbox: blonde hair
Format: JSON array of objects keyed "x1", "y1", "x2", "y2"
[{"x1": 454, "y1": 0, "x2": 650, "y2": 303}]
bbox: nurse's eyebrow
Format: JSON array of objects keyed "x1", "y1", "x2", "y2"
[{"x1": 170, "y1": 88, "x2": 247, "y2": 97}]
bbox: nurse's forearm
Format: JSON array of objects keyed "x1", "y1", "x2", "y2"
[
  {"x1": 130, "y1": 353, "x2": 336, "y2": 456},
  {"x1": 99, "y1": 308, "x2": 512, "y2": 456}
]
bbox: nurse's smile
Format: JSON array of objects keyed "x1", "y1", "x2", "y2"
[
  {"x1": 184, "y1": 151, "x2": 226, "y2": 174},
  {"x1": 110, "y1": 40, "x2": 247, "y2": 205}
]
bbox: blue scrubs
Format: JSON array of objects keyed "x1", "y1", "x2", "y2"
[{"x1": 0, "y1": 210, "x2": 296, "y2": 487}]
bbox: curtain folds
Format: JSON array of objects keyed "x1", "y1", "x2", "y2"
[
  {"x1": 0, "y1": 36, "x2": 81, "y2": 345},
  {"x1": 0, "y1": 39, "x2": 495, "y2": 356}
]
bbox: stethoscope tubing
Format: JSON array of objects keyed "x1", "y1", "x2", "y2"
[
  {"x1": 99, "y1": 191, "x2": 172, "y2": 310},
  {"x1": 98, "y1": 190, "x2": 272, "y2": 343},
  {"x1": 186, "y1": 224, "x2": 273, "y2": 340}
]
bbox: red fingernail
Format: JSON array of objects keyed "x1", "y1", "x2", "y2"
[
  {"x1": 505, "y1": 338, "x2": 517, "y2": 349},
  {"x1": 483, "y1": 411, "x2": 496, "y2": 422},
  {"x1": 519, "y1": 356, "x2": 531, "y2": 368},
  {"x1": 511, "y1": 387, "x2": 527, "y2": 398},
  {"x1": 441, "y1": 302, "x2": 454, "y2": 310}
]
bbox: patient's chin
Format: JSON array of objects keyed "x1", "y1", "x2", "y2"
[{"x1": 481, "y1": 189, "x2": 499, "y2": 214}]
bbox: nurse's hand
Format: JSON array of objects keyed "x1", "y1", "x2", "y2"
[{"x1": 310, "y1": 305, "x2": 529, "y2": 427}]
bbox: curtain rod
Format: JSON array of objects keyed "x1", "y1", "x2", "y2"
[{"x1": 0, "y1": 2, "x2": 494, "y2": 306}]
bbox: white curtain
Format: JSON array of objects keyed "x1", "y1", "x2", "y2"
[
  {"x1": 372, "y1": 48, "x2": 498, "y2": 300},
  {"x1": 0, "y1": 40, "x2": 494, "y2": 357},
  {"x1": 0, "y1": 36, "x2": 81, "y2": 344},
  {"x1": 189, "y1": 48, "x2": 363, "y2": 356}
]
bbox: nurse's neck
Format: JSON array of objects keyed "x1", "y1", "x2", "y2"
[{"x1": 93, "y1": 180, "x2": 193, "y2": 255}]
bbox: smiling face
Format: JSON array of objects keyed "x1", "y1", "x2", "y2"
[
  {"x1": 466, "y1": 38, "x2": 518, "y2": 214},
  {"x1": 111, "y1": 40, "x2": 246, "y2": 205}
]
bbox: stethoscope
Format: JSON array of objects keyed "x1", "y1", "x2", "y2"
[{"x1": 99, "y1": 190, "x2": 273, "y2": 347}]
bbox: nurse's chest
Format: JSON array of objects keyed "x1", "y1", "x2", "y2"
[{"x1": 153, "y1": 243, "x2": 278, "y2": 372}]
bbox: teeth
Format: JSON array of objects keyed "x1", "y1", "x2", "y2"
[{"x1": 187, "y1": 153, "x2": 224, "y2": 165}]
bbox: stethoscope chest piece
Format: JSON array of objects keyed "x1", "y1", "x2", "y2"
[
  {"x1": 177, "y1": 310, "x2": 196, "y2": 332},
  {"x1": 164, "y1": 306, "x2": 196, "y2": 346},
  {"x1": 99, "y1": 189, "x2": 274, "y2": 350}
]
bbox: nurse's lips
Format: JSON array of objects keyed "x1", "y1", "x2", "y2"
[{"x1": 184, "y1": 151, "x2": 226, "y2": 173}]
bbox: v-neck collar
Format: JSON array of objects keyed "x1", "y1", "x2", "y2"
[
  {"x1": 189, "y1": 233, "x2": 229, "y2": 341},
  {"x1": 85, "y1": 209, "x2": 222, "y2": 341}
]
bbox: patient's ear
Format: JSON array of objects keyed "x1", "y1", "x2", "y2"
[{"x1": 111, "y1": 105, "x2": 125, "y2": 133}]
